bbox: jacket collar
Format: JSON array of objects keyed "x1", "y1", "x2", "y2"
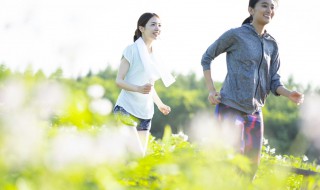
[{"x1": 242, "y1": 23, "x2": 268, "y2": 38}]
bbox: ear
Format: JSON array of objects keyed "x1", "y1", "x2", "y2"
[
  {"x1": 248, "y1": 7, "x2": 254, "y2": 16},
  {"x1": 138, "y1": 26, "x2": 144, "y2": 33}
]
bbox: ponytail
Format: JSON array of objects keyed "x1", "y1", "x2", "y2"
[
  {"x1": 242, "y1": 15, "x2": 253, "y2": 25},
  {"x1": 133, "y1": 29, "x2": 141, "y2": 42}
]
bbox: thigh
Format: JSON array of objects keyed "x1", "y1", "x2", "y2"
[
  {"x1": 215, "y1": 103, "x2": 246, "y2": 150},
  {"x1": 215, "y1": 104, "x2": 264, "y2": 163},
  {"x1": 243, "y1": 112, "x2": 264, "y2": 162},
  {"x1": 113, "y1": 105, "x2": 151, "y2": 131},
  {"x1": 113, "y1": 105, "x2": 139, "y2": 126},
  {"x1": 136, "y1": 119, "x2": 152, "y2": 131},
  {"x1": 215, "y1": 103, "x2": 244, "y2": 122}
]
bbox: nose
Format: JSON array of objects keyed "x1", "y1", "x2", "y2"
[{"x1": 267, "y1": 5, "x2": 272, "y2": 12}]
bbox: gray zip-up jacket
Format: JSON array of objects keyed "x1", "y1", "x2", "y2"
[{"x1": 201, "y1": 24, "x2": 284, "y2": 114}]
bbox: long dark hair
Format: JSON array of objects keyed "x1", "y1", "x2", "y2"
[
  {"x1": 242, "y1": 0, "x2": 278, "y2": 25},
  {"x1": 133, "y1": 12, "x2": 160, "y2": 42}
]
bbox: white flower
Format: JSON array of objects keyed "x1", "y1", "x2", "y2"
[
  {"x1": 263, "y1": 138, "x2": 268, "y2": 145},
  {"x1": 303, "y1": 155, "x2": 309, "y2": 162},
  {"x1": 275, "y1": 155, "x2": 282, "y2": 160},
  {"x1": 265, "y1": 145, "x2": 270, "y2": 153},
  {"x1": 32, "y1": 81, "x2": 67, "y2": 119},
  {"x1": 89, "y1": 98, "x2": 113, "y2": 115},
  {"x1": 47, "y1": 128, "x2": 130, "y2": 169},
  {"x1": 270, "y1": 148, "x2": 276, "y2": 154},
  {"x1": 87, "y1": 84, "x2": 105, "y2": 99},
  {"x1": 172, "y1": 131, "x2": 188, "y2": 141},
  {"x1": 227, "y1": 153, "x2": 235, "y2": 160},
  {"x1": 2, "y1": 111, "x2": 46, "y2": 166},
  {"x1": 0, "y1": 79, "x2": 25, "y2": 112}
]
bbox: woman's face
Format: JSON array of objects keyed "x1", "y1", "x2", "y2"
[
  {"x1": 140, "y1": 16, "x2": 162, "y2": 41},
  {"x1": 250, "y1": 0, "x2": 276, "y2": 25}
]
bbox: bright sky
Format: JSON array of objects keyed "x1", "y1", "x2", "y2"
[{"x1": 0, "y1": 0, "x2": 319, "y2": 87}]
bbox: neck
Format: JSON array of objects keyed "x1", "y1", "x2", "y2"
[
  {"x1": 142, "y1": 37, "x2": 153, "y2": 53},
  {"x1": 251, "y1": 22, "x2": 266, "y2": 36}
]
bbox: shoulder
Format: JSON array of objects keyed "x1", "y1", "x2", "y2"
[
  {"x1": 123, "y1": 43, "x2": 138, "y2": 53},
  {"x1": 217, "y1": 26, "x2": 248, "y2": 43},
  {"x1": 223, "y1": 26, "x2": 240, "y2": 35},
  {"x1": 122, "y1": 43, "x2": 139, "y2": 57},
  {"x1": 217, "y1": 27, "x2": 240, "y2": 41},
  {"x1": 122, "y1": 43, "x2": 139, "y2": 64},
  {"x1": 222, "y1": 25, "x2": 249, "y2": 38}
]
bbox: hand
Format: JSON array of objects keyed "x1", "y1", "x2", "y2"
[
  {"x1": 208, "y1": 90, "x2": 221, "y2": 105},
  {"x1": 288, "y1": 91, "x2": 304, "y2": 105},
  {"x1": 137, "y1": 83, "x2": 153, "y2": 94},
  {"x1": 158, "y1": 104, "x2": 171, "y2": 115}
]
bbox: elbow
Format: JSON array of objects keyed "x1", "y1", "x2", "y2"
[
  {"x1": 202, "y1": 64, "x2": 211, "y2": 71},
  {"x1": 115, "y1": 78, "x2": 122, "y2": 88},
  {"x1": 201, "y1": 57, "x2": 212, "y2": 71}
]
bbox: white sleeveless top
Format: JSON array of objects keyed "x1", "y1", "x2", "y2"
[{"x1": 115, "y1": 43, "x2": 160, "y2": 119}]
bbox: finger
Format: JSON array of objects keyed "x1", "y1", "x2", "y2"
[
  {"x1": 144, "y1": 87, "x2": 151, "y2": 91},
  {"x1": 144, "y1": 87, "x2": 151, "y2": 93},
  {"x1": 208, "y1": 97, "x2": 215, "y2": 104},
  {"x1": 209, "y1": 99, "x2": 217, "y2": 105},
  {"x1": 145, "y1": 83, "x2": 153, "y2": 88},
  {"x1": 162, "y1": 109, "x2": 168, "y2": 115},
  {"x1": 208, "y1": 95, "x2": 215, "y2": 102}
]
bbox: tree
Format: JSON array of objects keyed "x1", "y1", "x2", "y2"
[{"x1": 49, "y1": 67, "x2": 63, "y2": 79}]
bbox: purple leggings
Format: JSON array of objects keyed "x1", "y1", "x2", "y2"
[{"x1": 215, "y1": 103, "x2": 264, "y2": 165}]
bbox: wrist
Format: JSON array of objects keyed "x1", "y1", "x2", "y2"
[
  {"x1": 134, "y1": 85, "x2": 140, "y2": 92},
  {"x1": 277, "y1": 86, "x2": 290, "y2": 97},
  {"x1": 209, "y1": 88, "x2": 217, "y2": 94},
  {"x1": 157, "y1": 102, "x2": 164, "y2": 108}
]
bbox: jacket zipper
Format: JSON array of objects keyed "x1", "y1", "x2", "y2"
[{"x1": 254, "y1": 38, "x2": 264, "y2": 110}]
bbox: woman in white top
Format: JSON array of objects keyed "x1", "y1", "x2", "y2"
[{"x1": 114, "y1": 12, "x2": 174, "y2": 156}]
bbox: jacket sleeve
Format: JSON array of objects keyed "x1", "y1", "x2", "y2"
[
  {"x1": 201, "y1": 29, "x2": 236, "y2": 71},
  {"x1": 270, "y1": 50, "x2": 284, "y2": 96}
]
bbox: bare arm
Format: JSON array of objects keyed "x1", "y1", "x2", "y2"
[
  {"x1": 115, "y1": 57, "x2": 152, "y2": 94},
  {"x1": 152, "y1": 88, "x2": 171, "y2": 115},
  {"x1": 203, "y1": 70, "x2": 221, "y2": 105},
  {"x1": 276, "y1": 86, "x2": 304, "y2": 105}
]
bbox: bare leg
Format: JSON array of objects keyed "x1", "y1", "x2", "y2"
[
  {"x1": 137, "y1": 130, "x2": 150, "y2": 156},
  {"x1": 122, "y1": 126, "x2": 144, "y2": 157}
]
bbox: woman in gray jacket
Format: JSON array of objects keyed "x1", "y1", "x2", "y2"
[{"x1": 201, "y1": 0, "x2": 304, "y2": 175}]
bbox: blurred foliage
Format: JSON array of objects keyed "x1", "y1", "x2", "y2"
[
  {"x1": 0, "y1": 64, "x2": 320, "y2": 189},
  {"x1": 1, "y1": 64, "x2": 319, "y2": 159}
]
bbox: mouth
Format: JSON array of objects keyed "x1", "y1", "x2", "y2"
[
  {"x1": 153, "y1": 32, "x2": 160, "y2": 37},
  {"x1": 263, "y1": 14, "x2": 271, "y2": 19}
]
